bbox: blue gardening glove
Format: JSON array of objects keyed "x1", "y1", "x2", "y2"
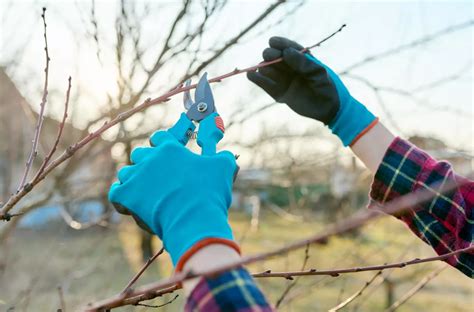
[
  {"x1": 247, "y1": 36, "x2": 377, "y2": 146},
  {"x1": 108, "y1": 130, "x2": 238, "y2": 267}
]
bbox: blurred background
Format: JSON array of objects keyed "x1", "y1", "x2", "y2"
[{"x1": 0, "y1": 0, "x2": 472, "y2": 311}]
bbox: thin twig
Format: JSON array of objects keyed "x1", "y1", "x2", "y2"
[
  {"x1": 340, "y1": 20, "x2": 473, "y2": 75},
  {"x1": 251, "y1": 247, "x2": 471, "y2": 279},
  {"x1": 176, "y1": 0, "x2": 291, "y2": 85},
  {"x1": 86, "y1": 246, "x2": 471, "y2": 311},
  {"x1": 85, "y1": 180, "x2": 469, "y2": 311},
  {"x1": 121, "y1": 247, "x2": 165, "y2": 294},
  {"x1": 133, "y1": 294, "x2": 179, "y2": 308},
  {"x1": 344, "y1": 73, "x2": 403, "y2": 133},
  {"x1": 17, "y1": 7, "x2": 50, "y2": 192},
  {"x1": 204, "y1": 23, "x2": 346, "y2": 85},
  {"x1": 348, "y1": 245, "x2": 414, "y2": 311},
  {"x1": 385, "y1": 265, "x2": 448, "y2": 312},
  {"x1": 90, "y1": 0, "x2": 102, "y2": 65},
  {"x1": 33, "y1": 76, "x2": 71, "y2": 181},
  {"x1": 94, "y1": 284, "x2": 180, "y2": 309},
  {"x1": 0, "y1": 23, "x2": 346, "y2": 220},
  {"x1": 328, "y1": 271, "x2": 382, "y2": 311},
  {"x1": 275, "y1": 244, "x2": 310, "y2": 308}
]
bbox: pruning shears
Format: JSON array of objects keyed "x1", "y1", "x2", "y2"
[{"x1": 168, "y1": 72, "x2": 225, "y2": 156}]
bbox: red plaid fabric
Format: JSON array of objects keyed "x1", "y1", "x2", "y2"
[
  {"x1": 370, "y1": 137, "x2": 473, "y2": 277},
  {"x1": 185, "y1": 267, "x2": 274, "y2": 312}
]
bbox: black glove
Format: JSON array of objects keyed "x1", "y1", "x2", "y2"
[
  {"x1": 247, "y1": 36, "x2": 377, "y2": 147},
  {"x1": 247, "y1": 36, "x2": 339, "y2": 124}
]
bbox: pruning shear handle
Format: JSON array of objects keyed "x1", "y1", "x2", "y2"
[{"x1": 197, "y1": 112, "x2": 225, "y2": 156}]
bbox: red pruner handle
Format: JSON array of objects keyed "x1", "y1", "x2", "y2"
[{"x1": 197, "y1": 112, "x2": 224, "y2": 156}]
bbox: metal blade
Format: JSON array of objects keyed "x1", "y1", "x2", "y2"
[
  {"x1": 194, "y1": 72, "x2": 214, "y2": 110},
  {"x1": 183, "y1": 79, "x2": 193, "y2": 110}
]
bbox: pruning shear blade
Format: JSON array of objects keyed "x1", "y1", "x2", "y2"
[{"x1": 182, "y1": 72, "x2": 215, "y2": 122}]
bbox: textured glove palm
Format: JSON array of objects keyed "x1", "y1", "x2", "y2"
[
  {"x1": 247, "y1": 37, "x2": 376, "y2": 146},
  {"x1": 108, "y1": 131, "x2": 237, "y2": 266}
]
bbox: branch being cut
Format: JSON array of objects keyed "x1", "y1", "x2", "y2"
[
  {"x1": 0, "y1": 23, "x2": 346, "y2": 220},
  {"x1": 85, "y1": 179, "x2": 470, "y2": 310},
  {"x1": 17, "y1": 7, "x2": 50, "y2": 192}
]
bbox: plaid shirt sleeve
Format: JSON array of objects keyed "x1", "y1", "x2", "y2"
[
  {"x1": 370, "y1": 137, "x2": 473, "y2": 278},
  {"x1": 185, "y1": 267, "x2": 274, "y2": 311}
]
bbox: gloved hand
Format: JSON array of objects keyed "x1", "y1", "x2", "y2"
[
  {"x1": 247, "y1": 36, "x2": 378, "y2": 146},
  {"x1": 108, "y1": 130, "x2": 239, "y2": 270}
]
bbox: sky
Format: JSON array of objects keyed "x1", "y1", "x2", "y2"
[{"x1": 1, "y1": 0, "x2": 473, "y2": 166}]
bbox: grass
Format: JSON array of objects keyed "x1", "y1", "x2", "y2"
[{"x1": 0, "y1": 211, "x2": 472, "y2": 311}]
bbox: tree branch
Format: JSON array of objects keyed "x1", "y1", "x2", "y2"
[
  {"x1": 17, "y1": 7, "x2": 50, "y2": 192},
  {"x1": 329, "y1": 271, "x2": 382, "y2": 311},
  {"x1": 275, "y1": 244, "x2": 310, "y2": 308},
  {"x1": 385, "y1": 265, "x2": 448, "y2": 312},
  {"x1": 0, "y1": 23, "x2": 346, "y2": 220},
  {"x1": 176, "y1": 0, "x2": 291, "y2": 84},
  {"x1": 33, "y1": 76, "x2": 71, "y2": 181},
  {"x1": 85, "y1": 179, "x2": 469, "y2": 310},
  {"x1": 121, "y1": 247, "x2": 165, "y2": 294},
  {"x1": 133, "y1": 294, "x2": 179, "y2": 309},
  {"x1": 340, "y1": 20, "x2": 474, "y2": 75},
  {"x1": 252, "y1": 248, "x2": 470, "y2": 279}
]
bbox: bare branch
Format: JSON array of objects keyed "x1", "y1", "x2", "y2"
[
  {"x1": 410, "y1": 61, "x2": 472, "y2": 93},
  {"x1": 385, "y1": 265, "x2": 448, "y2": 312},
  {"x1": 340, "y1": 20, "x2": 474, "y2": 75},
  {"x1": 344, "y1": 73, "x2": 403, "y2": 133},
  {"x1": 17, "y1": 7, "x2": 50, "y2": 192},
  {"x1": 176, "y1": 0, "x2": 295, "y2": 84},
  {"x1": 88, "y1": 284, "x2": 180, "y2": 310},
  {"x1": 85, "y1": 179, "x2": 469, "y2": 310},
  {"x1": 241, "y1": 0, "x2": 305, "y2": 44},
  {"x1": 86, "y1": 247, "x2": 471, "y2": 311},
  {"x1": 121, "y1": 247, "x2": 165, "y2": 294},
  {"x1": 329, "y1": 271, "x2": 382, "y2": 311},
  {"x1": 275, "y1": 244, "x2": 310, "y2": 308},
  {"x1": 90, "y1": 0, "x2": 102, "y2": 65},
  {"x1": 251, "y1": 248, "x2": 470, "y2": 279},
  {"x1": 33, "y1": 76, "x2": 72, "y2": 181},
  {"x1": 225, "y1": 101, "x2": 277, "y2": 130},
  {"x1": 0, "y1": 187, "x2": 55, "y2": 243},
  {"x1": 133, "y1": 294, "x2": 179, "y2": 309},
  {"x1": 0, "y1": 24, "x2": 346, "y2": 220},
  {"x1": 345, "y1": 73, "x2": 473, "y2": 118}
]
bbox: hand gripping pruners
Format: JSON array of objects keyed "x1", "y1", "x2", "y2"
[{"x1": 168, "y1": 72, "x2": 225, "y2": 156}]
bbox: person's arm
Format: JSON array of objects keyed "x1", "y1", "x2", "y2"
[
  {"x1": 108, "y1": 129, "x2": 273, "y2": 311},
  {"x1": 248, "y1": 37, "x2": 473, "y2": 278},
  {"x1": 183, "y1": 246, "x2": 272, "y2": 311},
  {"x1": 353, "y1": 122, "x2": 473, "y2": 277},
  {"x1": 182, "y1": 244, "x2": 241, "y2": 294},
  {"x1": 350, "y1": 122, "x2": 394, "y2": 173}
]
